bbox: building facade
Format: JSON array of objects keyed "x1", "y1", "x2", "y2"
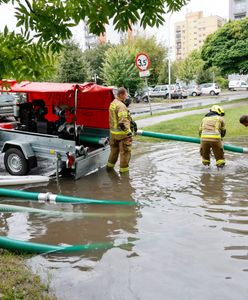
[
  {"x1": 175, "y1": 12, "x2": 226, "y2": 60},
  {"x1": 229, "y1": 0, "x2": 248, "y2": 19}
]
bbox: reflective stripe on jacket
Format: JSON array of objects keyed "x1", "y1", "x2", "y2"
[
  {"x1": 109, "y1": 98, "x2": 132, "y2": 140},
  {"x1": 200, "y1": 115, "x2": 226, "y2": 141}
]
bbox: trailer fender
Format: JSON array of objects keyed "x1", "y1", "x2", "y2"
[{"x1": 1, "y1": 142, "x2": 37, "y2": 169}]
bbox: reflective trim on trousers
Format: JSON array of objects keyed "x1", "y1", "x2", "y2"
[
  {"x1": 201, "y1": 135, "x2": 221, "y2": 139},
  {"x1": 119, "y1": 167, "x2": 129, "y2": 173}
]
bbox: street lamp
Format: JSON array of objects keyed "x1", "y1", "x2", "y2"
[
  {"x1": 92, "y1": 73, "x2": 98, "y2": 83},
  {"x1": 167, "y1": 13, "x2": 173, "y2": 99}
]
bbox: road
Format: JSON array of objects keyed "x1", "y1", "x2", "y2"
[{"x1": 130, "y1": 90, "x2": 248, "y2": 116}]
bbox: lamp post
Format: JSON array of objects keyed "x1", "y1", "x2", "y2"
[
  {"x1": 167, "y1": 13, "x2": 173, "y2": 100},
  {"x1": 92, "y1": 73, "x2": 98, "y2": 83},
  {"x1": 168, "y1": 53, "x2": 171, "y2": 99}
]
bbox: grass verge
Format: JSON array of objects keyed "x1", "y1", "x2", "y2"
[
  {"x1": 133, "y1": 98, "x2": 248, "y2": 121},
  {"x1": 0, "y1": 249, "x2": 56, "y2": 300},
  {"x1": 137, "y1": 103, "x2": 248, "y2": 143}
]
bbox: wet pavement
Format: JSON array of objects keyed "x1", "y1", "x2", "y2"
[{"x1": 1, "y1": 138, "x2": 248, "y2": 299}]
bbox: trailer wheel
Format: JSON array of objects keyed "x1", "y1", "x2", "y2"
[{"x1": 4, "y1": 148, "x2": 29, "y2": 175}]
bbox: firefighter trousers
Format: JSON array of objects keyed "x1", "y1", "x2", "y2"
[
  {"x1": 107, "y1": 136, "x2": 132, "y2": 172},
  {"x1": 200, "y1": 140, "x2": 225, "y2": 166}
]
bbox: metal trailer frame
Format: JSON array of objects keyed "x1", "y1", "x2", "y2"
[{"x1": 0, "y1": 127, "x2": 110, "y2": 180}]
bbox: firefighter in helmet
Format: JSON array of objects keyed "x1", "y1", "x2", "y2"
[
  {"x1": 199, "y1": 105, "x2": 226, "y2": 168},
  {"x1": 107, "y1": 87, "x2": 134, "y2": 173}
]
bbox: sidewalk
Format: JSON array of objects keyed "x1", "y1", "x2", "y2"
[{"x1": 135, "y1": 102, "x2": 248, "y2": 128}]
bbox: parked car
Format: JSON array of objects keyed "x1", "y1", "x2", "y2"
[
  {"x1": 134, "y1": 87, "x2": 153, "y2": 102},
  {"x1": 149, "y1": 85, "x2": 169, "y2": 99},
  {"x1": 200, "y1": 83, "x2": 221, "y2": 95},
  {"x1": 170, "y1": 85, "x2": 188, "y2": 99},
  {"x1": 228, "y1": 80, "x2": 248, "y2": 91},
  {"x1": 186, "y1": 85, "x2": 202, "y2": 96}
]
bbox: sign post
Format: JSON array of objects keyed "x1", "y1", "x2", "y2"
[{"x1": 135, "y1": 53, "x2": 152, "y2": 115}]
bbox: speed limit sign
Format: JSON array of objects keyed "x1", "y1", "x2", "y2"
[{"x1": 135, "y1": 53, "x2": 150, "y2": 71}]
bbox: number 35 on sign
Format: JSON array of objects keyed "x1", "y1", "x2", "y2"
[{"x1": 135, "y1": 53, "x2": 150, "y2": 71}]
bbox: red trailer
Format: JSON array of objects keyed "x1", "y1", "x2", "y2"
[{"x1": 0, "y1": 81, "x2": 114, "y2": 179}]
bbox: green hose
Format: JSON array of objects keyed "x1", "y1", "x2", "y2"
[
  {"x1": 0, "y1": 236, "x2": 113, "y2": 254},
  {"x1": 0, "y1": 188, "x2": 136, "y2": 206},
  {"x1": 0, "y1": 204, "x2": 84, "y2": 217},
  {"x1": 80, "y1": 135, "x2": 109, "y2": 146},
  {"x1": 137, "y1": 130, "x2": 248, "y2": 154}
]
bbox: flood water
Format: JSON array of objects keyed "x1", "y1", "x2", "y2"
[{"x1": 1, "y1": 139, "x2": 248, "y2": 300}]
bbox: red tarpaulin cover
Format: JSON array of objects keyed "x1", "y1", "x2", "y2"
[{"x1": 0, "y1": 81, "x2": 114, "y2": 129}]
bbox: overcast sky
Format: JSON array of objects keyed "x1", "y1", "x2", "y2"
[{"x1": 0, "y1": 0, "x2": 229, "y2": 49}]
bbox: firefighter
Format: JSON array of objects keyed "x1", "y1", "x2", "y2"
[
  {"x1": 199, "y1": 105, "x2": 226, "y2": 168},
  {"x1": 107, "y1": 87, "x2": 134, "y2": 173}
]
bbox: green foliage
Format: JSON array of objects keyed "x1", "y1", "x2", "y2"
[
  {"x1": 101, "y1": 44, "x2": 141, "y2": 95},
  {"x1": 0, "y1": 0, "x2": 189, "y2": 81},
  {"x1": 55, "y1": 41, "x2": 91, "y2": 83},
  {"x1": 215, "y1": 76, "x2": 228, "y2": 89},
  {"x1": 0, "y1": 28, "x2": 56, "y2": 80},
  {"x1": 0, "y1": 0, "x2": 189, "y2": 50},
  {"x1": 83, "y1": 43, "x2": 112, "y2": 84},
  {"x1": 201, "y1": 18, "x2": 248, "y2": 75},
  {"x1": 100, "y1": 36, "x2": 168, "y2": 93},
  {"x1": 174, "y1": 50, "x2": 204, "y2": 84}
]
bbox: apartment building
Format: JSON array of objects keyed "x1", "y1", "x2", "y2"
[
  {"x1": 175, "y1": 11, "x2": 226, "y2": 60},
  {"x1": 229, "y1": 0, "x2": 248, "y2": 19}
]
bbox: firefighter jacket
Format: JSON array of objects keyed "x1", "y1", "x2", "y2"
[
  {"x1": 199, "y1": 113, "x2": 226, "y2": 141},
  {"x1": 109, "y1": 97, "x2": 132, "y2": 140}
]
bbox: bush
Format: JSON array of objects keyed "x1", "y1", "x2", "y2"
[{"x1": 215, "y1": 76, "x2": 228, "y2": 89}]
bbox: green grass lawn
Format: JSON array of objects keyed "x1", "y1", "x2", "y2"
[
  {"x1": 0, "y1": 249, "x2": 56, "y2": 299},
  {"x1": 138, "y1": 105, "x2": 248, "y2": 142}
]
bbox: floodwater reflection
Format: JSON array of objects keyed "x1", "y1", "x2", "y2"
[{"x1": 1, "y1": 140, "x2": 248, "y2": 299}]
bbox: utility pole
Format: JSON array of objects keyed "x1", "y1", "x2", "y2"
[{"x1": 167, "y1": 13, "x2": 173, "y2": 100}]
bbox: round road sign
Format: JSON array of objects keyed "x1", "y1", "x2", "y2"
[{"x1": 135, "y1": 53, "x2": 150, "y2": 71}]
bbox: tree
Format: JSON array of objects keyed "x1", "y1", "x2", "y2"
[
  {"x1": 174, "y1": 50, "x2": 204, "y2": 84},
  {"x1": 55, "y1": 41, "x2": 91, "y2": 83},
  {"x1": 201, "y1": 18, "x2": 248, "y2": 75},
  {"x1": 101, "y1": 44, "x2": 141, "y2": 95},
  {"x1": 83, "y1": 43, "x2": 112, "y2": 85},
  {"x1": 0, "y1": 0, "x2": 189, "y2": 80},
  {"x1": 0, "y1": 27, "x2": 56, "y2": 80},
  {"x1": 0, "y1": 0, "x2": 188, "y2": 48}
]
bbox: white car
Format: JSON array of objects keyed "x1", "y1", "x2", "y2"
[
  {"x1": 186, "y1": 85, "x2": 202, "y2": 96},
  {"x1": 200, "y1": 83, "x2": 221, "y2": 96},
  {"x1": 149, "y1": 85, "x2": 169, "y2": 99}
]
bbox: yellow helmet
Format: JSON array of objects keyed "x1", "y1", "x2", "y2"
[{"x1": 210, "y1": 105, "x2": 225, "y2": 116}]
